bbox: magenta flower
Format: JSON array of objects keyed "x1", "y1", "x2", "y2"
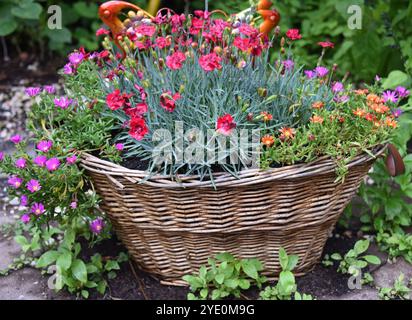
[
  {"x1": 26, "y1": 179, "x2": 41, "y2": 193},
  {"x1": 21, "y1": 214, "x2": 31, "y2": 224},
  {"x1": 63, "y1": 63, "x2": 73, "y2": 75},
  {"x1": 396, "y1": 86, "x2": 410, "y2": 99},
  {"x1": 90, "y1": 218, "x2": 105, "y2": 235},
  {"x1": 0, "y1": 151, "x2": 4, "y2": 162},
  {"x1": 25, "y1": 87, "x2": 41, "y2": 97},
  {"x1": 54, "y1": 97, "x2": 74, "y2": 109},
  {"x1": 334, "y1": 95, "x2": 349, "y2": 103},
  {"x1": 66, "y1": 155, "x2": 77, "y2": 165},
  {"x1": 45, "y1": 158, "x2": 60, "y2": 171},
  {"x1": 34, "y1": 155, "x2": 47, "y2": 167},
  {"x1": 115, "y1": 143, "x2": 124, "y2": 151},
  {"x1": 375, "y1": 75, "x2": 381, "y2": 82},
  {"x1": 44, "y1": 85, "x2": 56, "y2": 94},
  {"x1": 10, "y1": 135, "x2": 22, "y2": 144},
  {"x1": 392, "y1": 109, "x2": 403, "y2": 118},
  {"x1": 382, "y1": 90, "x2": 398, "y2": 104},
  {"x1": 332, "y1": 82, "x2": 344, "y2": 93},
  {"x1": 304, "y1": 70, "x2": 316, "y2": 79},
  {"x1": 8, "y1": 176, "x2": 23, "y2": 189},
  {"x1": 15, "y1": 158, "x2": 27, "y2": 169},
  {"x1": 70, "y1": 202, "x2": 77, "y2": 209},
  {"x1": 315, "y1": 66, "x2": 329, "y2": 78},
  {"x1": 20, "y1": 195, "x2": 28, "y2": 206},
  {"x1": 68, "y1": 52, "x2": 84, "y2": 66},
  {"x1": 36, "y1": 140, "x2": 53, "y2": 153},
  {"x1": 282, "y1": 59, "x2": 294, "y2": 71},
  {"x1": 31, "y1": 203, "x2": 45, "y2": 216}
]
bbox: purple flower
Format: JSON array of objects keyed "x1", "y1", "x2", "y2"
[
  {"x1": 304, "y1": 70, "x2": 316, "y2": 79},
  {"x1": 31, "y1": 203, "x2": 45, "y2": 216},
  {"x1": 26, "y1": 179, "x2": 41, "y2": 193},
  {"x1": 0, "y1": 151, "x2": 4, "y2": 162},
  {"x1": 8, "y1": 176, "x2": 23, "y2": 189},
  {"x1": 45, "y1": 158, "x2": 60, "y2": 171},
  {"x1": 334, "y1": 95, "x2": 349, "y2": 103},
  {"x1": 25, "y1": 87, "x2": 41, "y2": 97},
  {"x1": 34, "y1": 155, "x2": 47, "y2": 167},
  {"x1": 36, "y1": 140, "x2": 53, "y2": 153},
  {"x1": 69, "y1": 52, "x2": 85, "y2": 66},
  {"x1": 115, "y1": 143, "x2": 124, "y2": 151},
  {"x1": 10, "y1": 135, "x2": 22, "y2": 144},
  {"x1": 396, "y1": 86, "x2": 410, "y2": 99},
  {"x1": 21, "y1": 214, "x2": 31, "y2": 224},
  {"x1": 315, "y1": 66, "x2": 329, "y2": 78},
  {"x1": 392, "y1": 108, "x2": 403, "y2": 118},
  {"x1": 382, "y1": 90, "x2": 398, "y2": 104},
  {"x1": 332, "y1": 82, "x2": 344, "y2": 93},
  {"x1": 90, "y1": 218, "x2": 105, "y2": 235},
  {"x1": 282, "y1": 59, "x2": 294, "y2": 71},
  {"x1": 375, "y1": 75, "x2": 381, "y2": 82},
  {"x1": 63, "y1": 63, "x2": 73, "y2": 75},
  {"x1": 20, "y1": 195, "x2": 28, "y2": 206},
  {"x1": 70, "y1": 202, "x2": 77, "y2": 209},
  {"x1": 54, "y1": 97, "x2": 74, "y2": 109},
  {"x1": 44, "y1": 85, "x2": 56, "y2": 94},
  {"x1": 66, "y1": 155, "x2": 77, "y2": 165},
  {"x1": 15, "y1": 158, "x2": 27, "y2": 169}
]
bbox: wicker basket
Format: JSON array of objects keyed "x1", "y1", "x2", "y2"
[{"x1": 81, "y1": 146, "x2": 385, "y2": 285}]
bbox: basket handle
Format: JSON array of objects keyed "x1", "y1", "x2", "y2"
[{"x1": 385, "y1": 144, "x2": 405, "y2": 177}]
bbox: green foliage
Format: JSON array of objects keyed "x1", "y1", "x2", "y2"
[
  {"x1": 355, "y1": 72, "x2": 412, "y2": 263},
  {"x1": 259, "y1": 248, "x2": 312, "y2": 300},
  {"x1": 0, "y1": 0, "x2": 145, "y2": 54},
  {"x1": 378, "y1": 273, "x2": 411, "y2": 300},
  {"x1": 183, "y1": 252, "x2": 267, "y2": 300},
  {"x1": 36, "y1": 227, "x2": 128, "y2": 297},
  {"x1": 329, "y1": 239, "x2": 381, "y2": 280}
]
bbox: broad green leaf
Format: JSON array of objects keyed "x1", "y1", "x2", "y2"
[
  {"x1": 239, "y1": 279, "x2": 250, "y2": 290},
  {"x1": 14, "y1": 235, "x2": 28, "y2": 247},
  {"x1": 11, "y1": 2, "x2": 42, "y2": 20},
  {"x1": 0, "y1": 17, "x2": 17, "y2": 36},
  {"x1": 279, "y1": 248, "x2": 289, "y2": 270},
  {"x1": 36, "y1": 250, "x2": 59, "y2": 268},
  {"x1": 242, "y1": 260, "x2": 258, "y2": 279},
  {"x1": 354, "y1": 239, "x2": 370, "y2": 255},
  {"x1": 215, "y1": 274, "x2": 225, "y2": 285},
  {"x1": 105, "y1": 260, "x2": 120, "y2": 271},
  {"x1": 287, "y1": 255, "x2": 299, "y2": 271},
  {"x1": 72, "y1": 259, "x2": 88, "y2": 283},
  {"x1": 363, "y1": 255, "x2": 381, "y2": 265},
  {"x1": 382, "y1": 70, "x2": 409, "y2": 89},
  {"x1": 56, "y1": 252, "x2": 72, "y2": 270}
]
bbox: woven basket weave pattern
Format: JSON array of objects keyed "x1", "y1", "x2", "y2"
[{"x1": 81, "y1": 147, "x2": 384, "y2": 285}]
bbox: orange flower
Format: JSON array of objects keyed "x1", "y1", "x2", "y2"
[
  {"x1": 261, "y1": 135, "x2": 275, "y2": 147},
  {"x1": 354, "y1": 89, "x2": 369, "y2": 96},
  {"x1": 279, "y1": 127, "x2": 296, "y2": 140},
  {"x1": 373, "y1": 120, "x2": 381, "y2": 128},
  {"x1": 260, "y1": 111, "x2": 273, "y2": 122},
  {"x1": 364, "y1": 113, "x2": 375, "y2": 121},
  {"x1": 310, "y1": 115, "x2": 324, "y2": 124},
  {"x1": 353, "y1": 108, "x2": 366, "y2": 117},
  {"x1": 371, "y1": 104, "x2": 389, "y2": 114},
  {"x1": 366, "y1": 93, "x2": 381, "y2": 103},
  {"x1": 385, "y1": 117, "x2": 397, "y2": 128},
  {"x1": 312, "y1": 101, "x2": 324, "y2": 109}
]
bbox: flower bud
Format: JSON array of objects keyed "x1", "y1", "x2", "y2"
[
  {"x1": 214, "y1": 46, "x2": 222, "y2": 54},
  {"x1": 280, "y1": 37, "x2": 285, "y2": 47},
  {"x1": 258, "y1": 88, "x2": 268, "y2": 97},
  {"x1": 128, "y1": 11, "x2": 136, "y2": 18}
]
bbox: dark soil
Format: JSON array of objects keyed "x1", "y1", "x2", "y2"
[
  {"x1": 0, "y1": 54, "x2": 64, "y2": 86},
  {"x1": 78, "y1": 227, "x2": 359, "y2": 300}
]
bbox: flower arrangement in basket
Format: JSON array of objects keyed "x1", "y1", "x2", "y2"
[{"x1": 0, "y1": 0, "x2": 410, "y2": 292}]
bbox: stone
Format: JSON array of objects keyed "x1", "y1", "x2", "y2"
[{"x1": 373, "y1": 257, "x2": 412, "y2": 288}]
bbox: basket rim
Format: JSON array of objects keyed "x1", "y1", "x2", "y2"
[{"x1": 80, "y1": 144, "x2": 386, "y2": 188}]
